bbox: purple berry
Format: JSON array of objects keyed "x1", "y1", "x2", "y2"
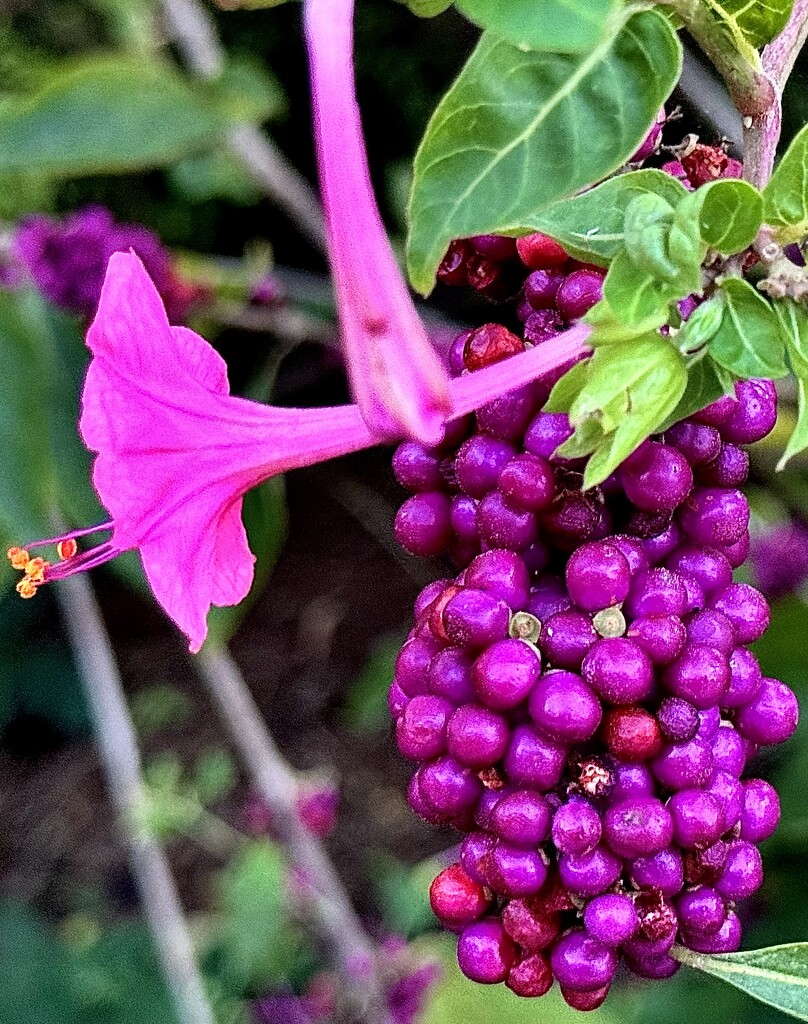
[
  {"x1": 524, "y1": 309, "x2": 564, "y2": 345},
  {"x1": 396, "y1": 695, "x2": 454, "y2": 760},
  {"x1": 711, "y1": 723, "x2": 746, "y2": 776},
  {"x1": 723, "y1": 648, "x2": 763, "y2": 708},
  {"x1": 490, "y1": 790, "x2": 552, "y2": 846},
  {"x1": 447, "y1": 704, "x2": 510, "y2": 768},
  {"x1": 667, "y1": 788, "x2": 724, "y2": 848},
  {"x1": 677, "y1": 886, "x2": 726, "y2": 935},
  {"x1": 584, "y1": 893, "x2": 639, "y2": 946},
  {"x1": 473, "y1": 639, "x2": 541, "y2": 709},
  {"x1": 740, "y1": 779, "x2": 781, "y2": 842},
  {"x1": 657, "y1": 696, "x2": 700, "y2": 743},
  {"x1": 566, "y1": 541, "x2": 631, "y2": 612},
  {"x1": 552, "y1": 798, "x2": 602, "y2": 855},
  {"x1": 698, "y1": 443, "x2": 749, "y2": 487},
  {"x1": 652, "y1": 737, "x2": 714, "y2": 790},
  {"x1": 393, "y1": 442, "x2": 443, "y2": 492},
  {"x1": 721, "y1": 379, "x2": 777, "y2": 444},
  {"x1": 476, "y1": 490, "x2": 538, "y2": 550},
  {"x1": 683, "y1": 910, "x2": 742, "y2": 953},
  {"x1": 735, "y1": 678, "x2": 799, "y2": 745},
  {"x1": 556, "y1": 269, "x2": 605, "y2": 321},
  {"x1": 666, "y1": 546, "x2": 733, "y2": 596},
  {"x1": 558, "y1": 846, "x2": 622, "y2": 896},
  {"x1": 524, "y1": 268, "x2": 565, "y2": 308},
  {"x1": 627, "y1": 615, "x2": 687, "y2": 664},
  {"x1": 498, "y1": 453, "x2": 555, "y2": 511},
  {"x1": 686, "y1": 609, "x2": 736, "y2": 653},
  {"x1": 582, "y1": 638, "x2": 654, "y2": 704},
  {"x1": 629, "y1": 847, "x2": 684, "y2": 897},
  {"x1": 679, "y1": 487, "x2": 750, "y2": 548},
  {"x1": 610, "y1": 761, "x2": 655, "y2": 802},
  {"x1": 625, "y1": 568, "x2": 687, "y2": 617},
  {"x1": 428, "y1": 647, "x2": 476, "y2": 703},
  {"x1": 457, "y1": 920, "x2": 516, "y2": 983},
  {"x1": 551, "y1": 930, "x2": 618, "y2": 991},
  {"x1": 443, "y1": 589, "x2": 510, "y2": 649},
  {"x1": 715, "y1": 840, "x2": 764, "y2": 900},
  {"x1": 663, "y1": 645, "x2": 730, "y2": 709},
  {"x1": 602, "y1": 797, "x2": 673, "y2": 857},
  {"x1": 540, "y1": 610, "x2": 597, "y2": 669},
  {"x1": 395, "y1": 492, "x2": 453, "y2": 556},
  {"x1": 487, "y1": 842, "x2": 548, "y2": 897},
  {"x1": 524, "y1": 412, "x2": 574, "y2": 460},
  {"x1": 705, "y1": 769, "x2": 744, "y2": 831},
  {"x1": 504, "y1": 724, "x2": 568, "y2": 790},
  {"x1": 665, "y1": 421, "x2": 722, "y2": 465},
  {"x1": 464, "y1": 549, "x2": 529, "y2": 610},
  {"x1": 710, "y1": 583, "x2": 770, "y2": 645},
  {"x1": 455, "y1": 435, "x2": 515, "y2": 498},
  {"x1": 528, "y1": 670, "x2": 602, "y2": 743},
  {"x1": 417, "y1": 757, "x2": 483, "y2": 819},
  {"x1": 620, "y1": 442, "x2": 693, "y2": 511}
]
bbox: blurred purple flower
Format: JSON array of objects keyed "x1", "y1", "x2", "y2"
[
  {"x1": 750, "y1": 522, "x2": 808, "y2": 600},
  {"x1": 12, "y1": 205, "x2": 201, "y2": 320},
  {"x1": 386, "y1": 960, "x2": 442, "y2": 1024},
  {"x1": 252, "y1": 995, "x2": 313, "y2": 1024}
]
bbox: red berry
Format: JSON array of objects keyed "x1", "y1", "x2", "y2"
[
  {"x1": 516, "y1": 232, "x2": 568, "y2": 270},
  {"x1": 682, "y1": 144, "x2": 729, "y2": 188},
  {"x1": 438, "y1": 240, "x2": 471, "y2": 285},
  {"x1": 463, "y1": 323, "x2": 525, "y2": 371},
  {"x1": 602, "y1": 707, "x2": 664, "y2": 762},
  {"x1": 561, "y1": 984, "x2": 611, "y2": 1010},
  {"x1": 429, "y1": 863, "x2": 491, "y2": 926},
  {"x1": 506, "y1": 953, "x2": 554, "y2": 997}
]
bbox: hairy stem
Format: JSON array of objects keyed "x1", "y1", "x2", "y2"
[
  {"x1": 744, "y1": 0, "x2": 808, "y2": 187},
  {"x1": 160, "y1": 0, "x2": 327, "y2": 251},
  {"x1": 194, "y1": 645, "x2": 391, "y2": 1022},
  {"x1": 55, "y1": 572, "x2": 216, "y2": 1024}
]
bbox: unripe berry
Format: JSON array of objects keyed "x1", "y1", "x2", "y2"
[
  {"x1": 602, "y1": 707, "x2": 663, "y2": 762},
  {"x1": 463, "y1": 323, "x2": 524, "y2": 371},
  {"x1": 430, "y1": 864, "x2": 491, "y2": 926},
  {"x1": 516, "y1": 232, "x2": 568, "y2": 270}
]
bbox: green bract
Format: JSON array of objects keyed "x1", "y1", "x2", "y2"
[
  {"x1": 406, "y1": 9, "x2": 682, "y2": 294},
  {"x1": 455, "y1": 0, "x2": 621, "y2": 53},
  {"x1": 704, "y1": 0, "x2": 795, "y2": 50},
  {"x1": 776, "y1": 301, "x2": 808, "y2": 468}
]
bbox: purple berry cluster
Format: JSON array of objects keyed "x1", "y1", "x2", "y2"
[{"x1": 388, "y1": 239, "x2": 798, "y2": 1009}]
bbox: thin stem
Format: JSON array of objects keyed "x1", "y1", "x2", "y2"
[
  {"x1": 194, "y1": 645, "x2": 391, "y2": 1023},
  {"x1": 159, "y1": 0, "x2": 327, "y2": 252},
  {"x1": 744, "y1": 0, "x2": 808, "y2": 187},
  {"x1": 665, "y1": 0, "x2": 774, "y2": 117},
  {"x1": 55, "y1": 572, "x2": 217, "y2": 1024}
]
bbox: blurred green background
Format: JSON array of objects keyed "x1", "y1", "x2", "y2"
[{"x1": 1, "y1": 1, "x2": 808, "y2": 1022}]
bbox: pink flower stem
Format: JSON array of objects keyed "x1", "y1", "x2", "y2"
[
  {"x1": 194, "y1": 645, "x2": 394, "y2": 1023},
  {"x1": 744, "y1": 0, "x2": 808, "y2": 188}
]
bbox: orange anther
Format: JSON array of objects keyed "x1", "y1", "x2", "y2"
[
  {"x1": 16, "y1": 578, "x2": 37, "y2": 599},
  {"x1": 7, "y1": 547, "x2": 30, "y2": 570},
  {"x1": 24, "y1": 557, "x2": 48, "y2": 583},
  {"x1": 57, "y1": 539, "x2": 78, "y2": 560}
]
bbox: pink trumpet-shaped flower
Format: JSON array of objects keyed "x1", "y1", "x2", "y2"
[
  {"x1": 305, "y1": 0, "x2": 452, "y2": 446},
  {"x1": 8, "y1": 253, "x2": 589, "y2": 651}
]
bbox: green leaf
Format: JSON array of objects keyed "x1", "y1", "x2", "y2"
[
  {"x1": 406, "y1": 9, "x2": 682, "y2": 294},
  {"x1": 524, "y1": 169, "x2": 688, "y2": 266},
  {"x1": 673, "y1": 299, "x2": 725, "y2": 356},
  {"x1": 602, "y1": 250, "x2": 690, "y2": 328},
  {"x1": 705, "y1": 0, "x2": 795, "y2": 50},
  {"x1": 709, "y1": 277, "x2": 788, "y2": 378},
  {"x1": 678, "y1": 178, "x2": 763, "y2": 254},
  {"x1": 0, "y1": 901, "x2": 71, "y2": 1024},
  {"x1": 562, "y1": 337, "x2": 687, "y2": 487},
  {"x1": 763, "y1": 123, "x2": 808, "y2": 243},
  {"x1": 775, "y1": 300, "x2": 808, "y2": 468},
  {"x1": 211, "y1": 56, "x2": 286, "y2": 124},
  {"x1": 455, "y1": 0, "x2": 621, "y2": 53},
  {"x1": 0, "y1": 57, "x2": 223, "y2": 178},
  {"x1": 341, "y1": 632, "x2": 407, "y2": 733},
  {"x1": 674, "y1": 942, "x2": 808, "y2": 1022}
]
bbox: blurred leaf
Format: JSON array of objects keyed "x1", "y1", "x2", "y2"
[
  {"x1": 211, "y1": 57, "x2": 287, "y2": 124},
  {"x1": 455, "y1": 0, "x2": 621, "y2": 52},
  {"x1": 406, "y1": 9, "x2": 682, "y2": 293},
  {"x1": 764, "y1": 123, "x2": 808, "y2": 243},
  {"x1": 215, "y1": 841, "x2": 302, "y2": 992},
  {"x1": 205, "y1": 476, "x2": 287, "y2": 649},
  {"x1": 130, "y1": 684, "x2": 193, "y2": 736},
  {"x1": 0, "y1": 901, "x2": 70, "y2": 1024},
  {"x1": 67, "y1": 922, "x2": 179, "y2": 1024},
  {"x1": 193, "y1": 748, "x2": 237, "y2": 806},
  {"x1": 167, "y1": 151, "x2": 261, "y2": 206},
  {"x1": 0, "y1": 57, "x2": 222, "y2": 178},
  {"x1": 341, "y1": 632, "x2": 406, "y2": 733},
  {"x1": 709, "y1": 278, "x2": 788, "y2": 379},
  {"x1": 525, "y1": 169, "x2": 687, "y2": 266},
  {"x1": 371, "y1": 851, "x2": 441, "y2": 938},
  {"x1": 674, "y1": 943, "x2": 808, "y2": 1022},
  {"x1": 0, "y1": 637, "x2": 90, "y2": 737}
]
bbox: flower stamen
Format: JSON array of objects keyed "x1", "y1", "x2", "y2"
[{"x1": 7, "y1": 522, "x2": 117, "y2": 598}]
